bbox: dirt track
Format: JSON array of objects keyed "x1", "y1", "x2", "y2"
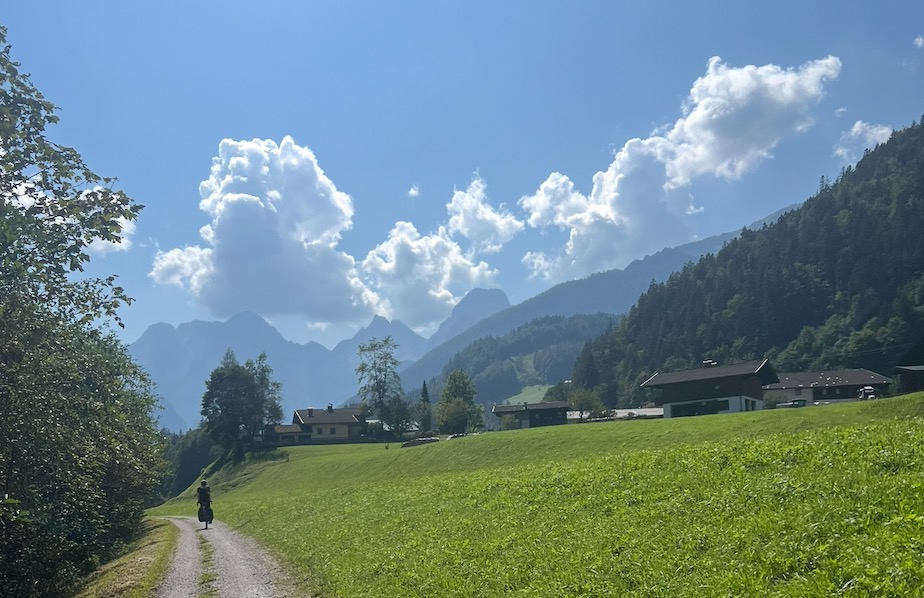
[{"x1": 156, "y1": 516, "x2": 304, "y2": 597}]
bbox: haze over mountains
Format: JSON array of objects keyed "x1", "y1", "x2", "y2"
[{"x1": 132, "y1": 207, "x2": 796, "y2": 431}]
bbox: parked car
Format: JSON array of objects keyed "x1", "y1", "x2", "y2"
[{"x1": 777, "y1": 398, "x2": 808, "y2": 408}]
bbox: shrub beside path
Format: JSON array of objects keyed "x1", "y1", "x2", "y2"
[{"x1": 156, "y1": 516, "x2": 304, "y2": 597}]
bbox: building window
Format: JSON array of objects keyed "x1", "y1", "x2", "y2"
[
  {"x1": 330, "y1": 427, "x2": 336, "y2": 435},
  {"x1": 316, "y1": 427, "x2": 323, "y2": 434},
  {"x1": 795, "y1": 388, "x2": 802, "y2": 396}
]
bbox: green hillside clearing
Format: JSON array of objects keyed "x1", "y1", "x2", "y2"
[
  {"x1": 150, "y1": 394, "x2": 924, "y2": 597},
  {"x1": 499, "y1": 384, "x2": 551, "y2": 404}
]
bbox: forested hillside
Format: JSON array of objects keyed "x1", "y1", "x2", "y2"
[
  {"x1": 399, "y1": 206, "x2": 793, "y2": 388},
  {"x1": 417, "y1": 313, "x2": 614, "y2": 405},
  {"x1": 568, "y1": 118, "x2": 924, "y2": 407}
]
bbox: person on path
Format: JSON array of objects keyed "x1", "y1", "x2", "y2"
[{"x1": 197, "y1": 480, "x2": 213, "y2": 529}]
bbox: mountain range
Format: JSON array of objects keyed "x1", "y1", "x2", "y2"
[{"x1": 131, "y1": 207, "x2": 796, "y2": 431}]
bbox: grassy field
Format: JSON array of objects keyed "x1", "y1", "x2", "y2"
[
  {"x1": 500, "y1": 384, "x2": 552, "y2": 405},
  {"x1": 150, "y1": 395, "x2": 924, "y2": 597}
]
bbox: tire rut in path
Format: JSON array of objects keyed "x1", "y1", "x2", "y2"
[{"x1": 157, "y1": 516, "x2": 303, "y2": 597}]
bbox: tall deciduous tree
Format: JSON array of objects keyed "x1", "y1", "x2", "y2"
[
  {"x1": 201, "y1": 350, "x2": 283, "y2": 455},
  {"x1": 0, "y1": 25, "x2": 162, "y2": 594},
  {"x1": 355, "y1": 336, "x2": 403, "y2": 429}
]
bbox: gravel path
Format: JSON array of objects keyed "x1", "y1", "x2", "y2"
[{"x1": 156, "y1": 516, "x2": 304, "y2": 597}]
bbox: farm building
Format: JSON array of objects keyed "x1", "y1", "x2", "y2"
[
  {"x1": 640, "y1": 359, "x2": 779, "y2": 418},
  {"x1": 894, "y1": 335, "x2": 924, "y2": 393},
  {"x1": 265, "y1": 404, "x2": 366, "y2": 445},
  {"x1": 492, "y1": 401, "x2": 570, "y2": 428},
  {"x1": 763, "y1": 369, "x2": 892, "y2": 404}
]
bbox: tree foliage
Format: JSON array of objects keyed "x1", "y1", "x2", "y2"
[
  {"x1": 422, "y1": 314, "x2": 612, "y2": 406},
  {"x1": 159, "y1": 427, "x2": 220, "y2": 500},
  {"x1": 201, "y1": 350, "x2": 283, "y2": 455},
  {"x1": 385, "y1": 395, "x2": 414, "y2": 437},
  {"x1": 415, "y1": 380, "x2": 433, "y2": 435},
  {"x1": 436, "y1": 370, "x2": 483, "y2": 434},
  {"x1": 0, "y1": 27, "x2": 139, "y2": 329},
  {"x1": 355, "y1": 336, "x2": 403, "y2": 430},
  {"x1": 0, "y1": 26, "x2": 164, "y2": 593}
]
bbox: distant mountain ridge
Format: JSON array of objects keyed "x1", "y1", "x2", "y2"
[
  {"x1": 131, "y1": 291, "x2": 512, "y2": 431},
  {"x1": 398, "y1": 205, "x2": 796, "y2": 386},
  {"x1": 132, "y1": 207, "x2": 795, "y2": 431}
]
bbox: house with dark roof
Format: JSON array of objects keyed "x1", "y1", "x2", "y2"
[
  {"x1": 265, "y1": 404, "x2": 366, "y2": 445},
  {"x1": 894, "y1": 335, "x2": 924, "y2": 393},
  {"x1": 491, "y1": 401, "x2": 570, "y2": 429},
  {"x1": 640, "y1": 359, "x2": 779, "y2": 418},
  {"x1": 763, "y1": 369, "x2": 892, "y2": 404}
]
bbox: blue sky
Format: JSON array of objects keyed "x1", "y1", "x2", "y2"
[{"x1": 3, "y1": 1, "x2": 922, "y2": 348}]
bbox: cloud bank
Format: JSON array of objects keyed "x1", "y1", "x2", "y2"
[
  {"x1": 519, "y1": 55, "x2": 842, "y2": 279},
  {"x1": 150, "y1": 139, "x2": 507, "y2": 330},
  {"x1": 150, "y1": 55, "x2": 842, "y2": 333},
  {"x1": 150, "y1": 137, "x2": 380, "y2": 322}
]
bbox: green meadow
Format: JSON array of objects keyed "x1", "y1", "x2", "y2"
[
  {"x1": 150, "y1": 395, "x2": 924, "y2": 597},
  {"x1": 501, "y1": 384, "x2": 552, "y2": 405}
]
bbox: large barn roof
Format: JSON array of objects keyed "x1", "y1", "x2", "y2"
[
  {"x1": 764, "y1": 368, "x2": 891, "y2": 390},
  {"x1": 640, "y1": 359, "x2": 778, "y2": 388}
]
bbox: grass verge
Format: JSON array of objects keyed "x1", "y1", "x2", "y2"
[{"x1": 74, "y1": 517, "x2": 177, "y2": 598}]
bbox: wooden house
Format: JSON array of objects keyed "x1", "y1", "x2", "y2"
[
  {"x1": 640, "y1": 359, "x2": 778, "y2": 418},
  {"x1": 491, "y1": 401, "x2": 570, "y2": 429},
  {"x1": 894, "y1": 335, "x2": 924, "y2": 393},
  {"x1": 763, "y1": 369, "x2": 892, "y2": 404}
]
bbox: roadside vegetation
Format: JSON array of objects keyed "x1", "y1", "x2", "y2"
[
  {"x1": 73, "y1": 519, "x2": 177, "y2": 598},
  {"x1": 0, "y1": 25, "x2": 165, "y2": 595},
  {"x1": 151, "y1": 394, "x2": 924, "y2": 597}
]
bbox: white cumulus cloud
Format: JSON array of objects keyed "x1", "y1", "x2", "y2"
[
  {"x1": 150, "y1": 136, "x2": 381, "y2": 324},
  {"x1": 446, "y1": 176, "x2": 524, "y2": 253},
  {"x1": 664, "y1": 55, "x2": 841, "y2": 186},
  {"x1": 518, "y1": 55, "x2": 841, "y2": 281},
  {"x1": 834, "y1": 120, "x2": 893, "y2": 163},
  {"x1": 408, "y1": 185, "x2": 420, "y2": 198},
  {"x1": 915, "y1": 35, "x2": 924, "y2": 49},
  {"x1": 361, "y1": 221, "x2": 498, "y2": 327}
]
